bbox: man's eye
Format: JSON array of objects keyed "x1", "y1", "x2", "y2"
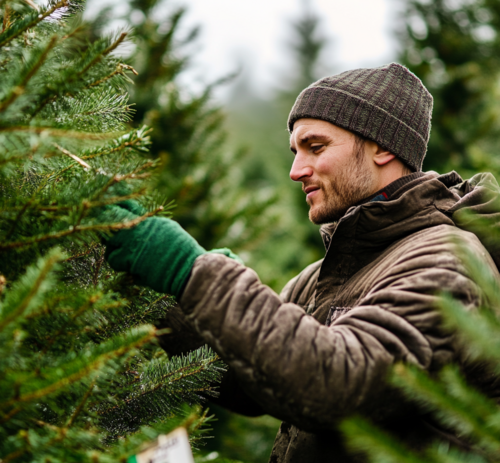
[{"x1": 311, "y1": 145, "x2": 323, "y2": 153}]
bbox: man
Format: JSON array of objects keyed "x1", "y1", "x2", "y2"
[{"x1": 101, "y1": 63, "x2": 500, "y2": 462}]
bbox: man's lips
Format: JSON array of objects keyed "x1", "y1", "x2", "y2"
[{"x1": 304, "y1": 186, "x2": 320, "y2": 200}]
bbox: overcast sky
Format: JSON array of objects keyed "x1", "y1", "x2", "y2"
[{"x1": 87, "y1": 0, "x2": 400, "y2": 100}]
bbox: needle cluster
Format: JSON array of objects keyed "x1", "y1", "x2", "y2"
[{"x1": 0, "y1": 2, "x2": 225, "y2": 461}]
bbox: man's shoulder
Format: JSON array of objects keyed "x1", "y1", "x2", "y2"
[
  {"x1": 380, "y1": 223, "x2": 497, "y2": 278},
  {"x1": 401, "y1": 223, "x2": 486, "y2": 251}
]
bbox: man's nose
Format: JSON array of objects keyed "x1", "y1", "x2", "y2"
[{"x1": 290, "y1": 154, "x2": 313, "y2": 182}]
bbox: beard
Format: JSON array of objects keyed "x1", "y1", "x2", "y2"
[{"x1": 307, "y1": 148, "x2": 375, "y2": 225}]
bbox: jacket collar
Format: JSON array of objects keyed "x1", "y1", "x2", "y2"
[
  {"x1": 315, "y1": 171, "x2": 465, "y2": 310},
  {"x1": 319, "y1": 171, "x2": 463, "y2": 250}
]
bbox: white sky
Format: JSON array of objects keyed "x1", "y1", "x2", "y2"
[
  {"x1": 175, "y1": 0, "x2": 398, "y2": 99},
  {"x1": 87, "y1": 0, "x2": 399, "y2": 100}
]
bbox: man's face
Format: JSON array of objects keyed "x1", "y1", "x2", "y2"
[{"x1": 289, "y1": 118, "x2": 376, "y2": 224}]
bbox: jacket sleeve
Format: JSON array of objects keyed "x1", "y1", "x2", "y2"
[{"x1": 178, "y1": 232, "x2": 489, "y2": 431}]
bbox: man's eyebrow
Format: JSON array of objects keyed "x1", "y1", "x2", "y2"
[
  {"x1": 299, "y1": 133, "x2": 330, "y2": 144},
  {"x1": 290, "y1": 133, "x2": 330, "y2": 153}
]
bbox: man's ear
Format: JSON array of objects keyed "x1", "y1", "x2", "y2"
[{"x1": 373, "y1": 145, "x2": 396, "y2": 166}]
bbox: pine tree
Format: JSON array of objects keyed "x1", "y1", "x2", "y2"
[
  {"x1": 398, "y1": 0, "x2": 500, "y2": 175},
  {"x1": 87, "y1": 0, "x2": 278, "y2": 253},
  {"x1": 225, "y1": 0, "x2": 330, "y2": 291},
  {"x1": 283, "y1": 0, "x2": 328, "y2": 99},
  {"x1": 0, "y1": 1, "x2": 226, "y2": 461}
]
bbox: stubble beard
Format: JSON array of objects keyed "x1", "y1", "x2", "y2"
[{"x1": 308, "y1": 151, "x2": 374, "y2": 225}]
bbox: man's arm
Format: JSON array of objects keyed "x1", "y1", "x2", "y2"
[
  {"x1": 179, "y1": 227, "x2": 487, "y2": 432},
  {"x1": 97, "y1": 203, "x2": 488, "y2": 430}
]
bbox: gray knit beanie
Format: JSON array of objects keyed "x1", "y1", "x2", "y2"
[{"x1": 287, "y1": 63, "x2": 433, "y2": 172}]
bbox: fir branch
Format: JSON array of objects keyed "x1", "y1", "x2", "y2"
[
  {"x1": 28, "y1": 32, "x2": 129, "y2": 119},
  {"x1": 0, "y1": 153, "x2": 27, "y2": 167},
  {"x1": 62, "y1": 244, "x2": 100, "y2": 261},
  {"x1": 1, "y1": 192, "x2": 146, "y2": 213},
  {"x1": 81, "y1": 126, "x2": 153, "y2": 160},
  {"x1": 5, "y1": 172, "x2": 64, "y2": 238},
  {"x1": 0, "y1": 0, "x2": 68, "y2": 48},
  {"x1": 0, "y1": 327, "x2": 155, "y2": 410},
  {"x1": 22, "y1": 0, "x2": 39, "y2": 10},
  {"x1": 87, "y1": 63, "x2": 138, "y2": 89},
  {"x1": 391, "y1": 364, "x2": 500, "y2": 453},
  {"x1": 40, "y1": 295, "x2": 101, "y2": 356},
  {"x1": 0, "y1": 248, "x2": 60, "y2": 331},
  {"x1": 2, "y1": 448, "x2": 26, "y2": 463},
  {"x1": 0, "y1": 125, "x2": 122, "y2": 140},
  {"x1": 66, "y1": 381, "x2": 95, "y2": 427},
  {"x1": 61, "y1": 24, "x2": 83, "y2": 42},
  {"x1": 0, "y1": 406, "x2": 21, "y2": 425},
  {"x1": 31, "y1": 417, "x2": 59, "y2": 432},
  {"x1": 5, "y1": 197, "x2": 33, "y2": 239},
  {"x1": 0, "y1": 207, "x2": 163, "y2": 250},
  {"x1": 96, "y1": 347, "x2": 224, "y2": 423},
  {"x1": 341, "y1": 416, "x2": 431, "y2": 463},
  {"x1": 77, "y1": 32, "x2": 127, "y2": 79},
  {"x1": 87, "y1": 161, "x2": 155, "y2": 202},
  {"x1": 1, "y1": 3, "x2": 11, "y2": 34},
  {"x1": 0, "y1": 35, "x2": 58, "y2": 113},
  {"x1": 54, "y1": 88, "x2": 134, "y2": 133},
  {"x1": 98, "y1": 354, "x2": 221, "y2": 414},
  {"x1": 53, "y1": 143, "x2": 91, "y2": 169},
  {"x1": 440, "y1": 295, "x2": 500, "y2": 364}
]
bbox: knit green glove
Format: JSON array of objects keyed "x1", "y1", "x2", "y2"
[
  {"x1": 98, "y1": 201, "x2": 242, "y2": 297},
  {"x1": 101, "y1": 204, "x2": 205, "y2": 297}
]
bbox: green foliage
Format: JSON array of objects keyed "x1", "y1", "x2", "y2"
[
  {"x1": 0, "y1": 1, "x2": 225, "y2": 461},
  {"x1": 88, "y1": 0, "x2": 279, "y2": 253},
  {"x1": 203, "y1": 405, "x2": 281, "y2": 463},
  {"x1": 399, "y1": 0, "x2": 500, "y2": 176},
  {"x1": 284, "y1": 0, "x2": 328, "y2": 97}
]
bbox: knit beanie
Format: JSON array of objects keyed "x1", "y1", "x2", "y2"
[{"x1": 287, "y1": 63, "x2": 433, "y2": 172}]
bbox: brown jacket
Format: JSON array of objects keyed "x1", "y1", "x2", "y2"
[{"x1": 158, "y1": 171, "x2": 500, "y2": 462}]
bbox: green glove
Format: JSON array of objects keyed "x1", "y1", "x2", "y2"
[
  {"x1": 101, "y1": 204, "x2": 204, "y2": 297},
  {"x1": 98, "y1": 201, "x2": 242, "y2": 297}
]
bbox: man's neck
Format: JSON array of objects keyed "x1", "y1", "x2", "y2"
[{"x1": 357, "y1": 172, "x2": 427, "y2": 206}]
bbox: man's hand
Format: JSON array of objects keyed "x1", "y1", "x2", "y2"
[
  {"x1": 96, "y1": 200, "x2": 243, "y2": 297},
  {"x1": 97, "y1": 201, "x2": 206, "y2": 298}
]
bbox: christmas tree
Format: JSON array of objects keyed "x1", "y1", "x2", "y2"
[
  {"x1": 224, "y1": 0, "x2": 330, "y2": 292},
  {"x1": 87, "y1": 0, "x2": 279, "y2": 254},
  {"x1": 399, "y1": 0, "x2": 500, "y2": 175},
  {"x1": 0, "y1": 1, "x2": 227, "y2": 461}
]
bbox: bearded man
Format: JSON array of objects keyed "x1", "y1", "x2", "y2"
[{"x1": 100, "y1": 63, "x2": 500, "y2": 462}]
